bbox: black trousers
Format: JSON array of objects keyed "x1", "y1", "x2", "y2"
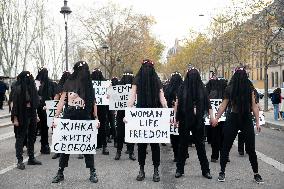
[
  {"x1": 138, "y1": 143, "x2": 160, "y2": 166},
  {"x1": 37, "y1": 106, "x2": 49, "y2": 148},
  {"x1": 238, "y1": 131, "x2": 245, "y2": 153},
  {"x1": 176, "y1": 118, "x2": 210, "y2": 174},
  {"x1": 220, "y1": 113, "x2": 258, "y2": 173},
  {"x1": 15, "y1": 108, "x2": 37, "y2": 162},
  {"x1": 58, "y1": 108, "x2": 94, "y2": 168},
  {"x1": 116, "y1": 111, "x2": 134, "y2": 152},
  {"x1": 211, "y1": 122, "x2": 224, "y2": 160},
  {"x1": 171, "y1": 135, "x2": 179, "y2": 159},
  {"x1": 0, "y1": 92, "x2": 5, "y2": 109},
  {"x1": 107, "y1": 110, "x2": 117, "y2": 141},
  {"x1": 97, "y1": 106, "x2": 107, "y2": 148}
]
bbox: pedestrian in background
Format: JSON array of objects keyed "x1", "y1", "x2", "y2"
[
  {"x1": 0, "y1": 77, "x2": 9, "y2": 110},
  {"x1": 271, "y1": 88, "x2": 281, "y2": 120}
]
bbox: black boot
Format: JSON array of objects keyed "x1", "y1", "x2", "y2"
[
  {"x1": 17, "y1": 159, "x2": 25, "y2": 170},
  {"x1": 52, "y1": 153, "x2": 60, "y2": 159},
  {"x1": 27, "y1": 157, "x2": 42, "y2": 165},
  {"x1": 175, "y1": 164, "x2": 184, "y2": 178},
  {"x1": 40, "y1": 145, "x2": 50, "y2": 154},
  {"x1": 129, "y1": 152, "x2": 136, "y2": 161},
  {"x1": 136, "y1": 165, "x2": 145, "y2": 181},
  {"x1": 102, "y1": 146, "x2": 109, "y2": 155},
  {"x1": 153, "y1": 166, "x2": 160, "y2": 182},
  {"x1": 114, "y1": 150, "x2": 121, "y2": 160},
  {"x1": 52, "y1": 169, "x2": 64, "y2": 183},
  {"x1": 89, "y1": 168, "x2": 98, "y2": 183}
]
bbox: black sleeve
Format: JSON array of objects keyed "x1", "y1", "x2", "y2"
[
  {"x1": 223, "y1": 86, "x2": 231, "y2": 100},
  {"x1": 11, "y1": 86, "x2": 19, "y2": 121},
  {"x1": 175, "y1": 85, "x2": 183, "y2": 122}
]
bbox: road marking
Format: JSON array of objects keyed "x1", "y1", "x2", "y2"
[
  {"x1": 0, "y1": 131, "x2": 14, "y2": 142},
  {"x1": 0, "y1": 152, "x2": 40, "y2": 175},
  {"x1": 233, "y1": 141, "x2": 284, "y2": 172}
]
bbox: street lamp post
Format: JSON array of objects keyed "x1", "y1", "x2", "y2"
[
  {"x1": 101, "y1": 43, "x2": 109, "y2": 78},
  {"x1": 60, "y1": 0, "x2": 72, "y2": 71}
]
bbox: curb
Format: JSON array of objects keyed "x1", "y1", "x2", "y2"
[
  {"x1": 264, "y1": 122, "x2": 284, "y2": 131},
  {"x1": 0, "y1": 114, "x2": 10, "y2": 119},
  {"x1": 0, "y1": 122, "x2": 13, "y2": 128}
]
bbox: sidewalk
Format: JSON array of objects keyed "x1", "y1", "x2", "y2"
[
  {"x1": 0, "y1": 106, "x2": 12, "y2": 127},
  {"x1": 264, "y1": 111, "x2": 284, "y2": 131}
]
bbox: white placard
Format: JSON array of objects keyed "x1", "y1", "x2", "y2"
[
  {"x1": 205, "y1": 99, "x2": 226, "y2": 125},
  {"x1": 109, "y1": 84, "x2": 132, "y2": 110},
  {"x1": 51, "y1": 119, "x2": 98, "y2": 154},
  {"x1": 125, "y1": 108, "x2": 172, "y2": 143},
  {"x1": 45, "y1": 100, "x2": 63, "y2": 128},
  {"x1": 170, "y1": 110, "x2": 179, "y2": 135},
  {"x1": 253, "y1": 111, "x2": 266, "y2": 126},
  {"x1": 93, "y1": 80, "x2": 111, "y2": 105}
]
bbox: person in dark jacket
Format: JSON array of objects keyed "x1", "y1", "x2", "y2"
[
  {"x1": 271, "y1": 88, "x2": 281, "y2": 120},
  {"x1": 12, "y1": 71, "x2": 42, "y2": 170},
  {"x1": 36, "y1": 68, "x2": 56, "y2": 154},
  {"x1": 174, "y1": 66, "x2": 213, "y2": 179},
  {"x1": 114, "y1": 71, "x2": 136, "y2": 161},
  {"x1": 0, "y1": 77, "x2": 9, "y2": 110}
]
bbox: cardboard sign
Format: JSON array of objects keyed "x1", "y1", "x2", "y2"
[
  {"x1": 93, "y1": 80, "x2": 111, "y2": 105},
  {"x1": 170, "y1": 110, "x2": 179, "y2": 135},
  {"x1": 51, "y1": 119, "x2": 98, "y2": 154},
  {"x1": 109, "y1": 84, "x2": 132, "y2": 110},
  {"x1": 125, "y1": 108, "x2": 172, "y2": 143},
  {"x1": 205, "y1": 99, "x2": 226, "y2": 125},
  {"x1": 45, "y1": 100, "x2": 63, "y2": 128}
]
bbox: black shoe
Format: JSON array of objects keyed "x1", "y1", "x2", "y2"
[
  {"x1": 202, "y1": 172, "x2": 212, "y2": 179},
  {"x1": 78, "y1": 154, "x2": 84, "y2": 159},
  {"x1": 153, "y1": 167, "x2": 160, "y2": 182},
  {"x1": 17, "y1": 162, "x2": 25, "y2": 170},
  {"x1": 254, "y1": 174, "x2": 264, "y2": 184},
  {"x1": 114, "y1": 151, "x2": 121, "y2": 160},
  {"x1": 27, "y1": 158, "x2": 42, "y2": 165},
  {"x1": 52, "y1": 173, "x2": 64, "y2": 183},
  {"x1": 102, "y1": 147, "x2": 109, "y2": 155},
  {"x1": 239, "y1": 152, "x2": 245, "y2": 156},
  {"x1": 41, "y1": 146, "x2": 51, "y2": 154},
  {"x1": 89, "y1": 170, "x2": 98, "y2": 183},
  {"x1": 211, "y1": 158, "x2": 218, "y2": 163},
  {"x1": 175, "y1": 170, "x2": 183, "y2": 178},
  {"x1": 218, "y1": 172, "x2": 225, "y2": 182},
  {"x1": 52, "y1": 153, "x2": 60, "y2": 159},
  {"x1": 107, "y1": 138, "x2": 112, "y2": 143},
  {"x1": 129, "y1": 153, "x2": 136, "y2": 161},
  {"x1": 136, "y1": 171, "x2": 145, "y2": 181}
]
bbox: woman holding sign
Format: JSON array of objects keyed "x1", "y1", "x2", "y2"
[
  {"x1": 174, "y1": 66, "x2": 213, "y2": 179},
  {"x1": 52, "y1": 61, "x2": 100, "y2": 184},
  {"x1": 115, "y1": 71, "x2": 136, "y2": 161},
  {"x1": 164, "y1": 72, "x2": 183, "y2": 162},
  {"x1": 211, "y1": 66, "x2": 263, "y2": 184},
  {"x1": 127, "y1": 59, "x2": 168, "y2": 182},
  {"x1": 91, "y1": 69, "x2": 110, "y2": 155}
]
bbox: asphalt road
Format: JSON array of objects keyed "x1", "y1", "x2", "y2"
[{"x1": 0, "y1": 124, "x2": 283, "y2": 189}]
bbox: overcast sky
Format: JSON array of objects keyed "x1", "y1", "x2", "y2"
[{"x1": 49, "y1": 0, "x2": 235, "y2": 48}]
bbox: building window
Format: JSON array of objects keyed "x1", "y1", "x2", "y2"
[
  {"x1": 260, "y1": 68, "x2": 263, "y2": 80},
  {"x1": 272, "y1": 72, "x2": 274, "y2": 87},
  {"x1": 276, "y1": 72, "x2": 279, "y2": 87}
]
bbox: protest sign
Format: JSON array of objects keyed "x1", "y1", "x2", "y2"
[
  {"x1": 45, "y1": 100, "x2": 63, "y2": 128},
  {"x1": 109, "y1": 84, "x2": 132, "y2": 110},
  {"x1": 93, "y1": 80, "x2": 111, "y2": 105},
  {"x1": 170, "y1": 110, "x2": 179, "y2": 135},
  {"x1": 253, "y1": 111, "x2": 266, "y2": 126},
  {"x1": 205, "y1": 99, "x2": 226, "y2": 125},
  {"x1": 51, "y1": 119, "x2": 98, "y2": 154},
  {"x1": 125, "y1": 108, "x2": 172, "y2": 143}
]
